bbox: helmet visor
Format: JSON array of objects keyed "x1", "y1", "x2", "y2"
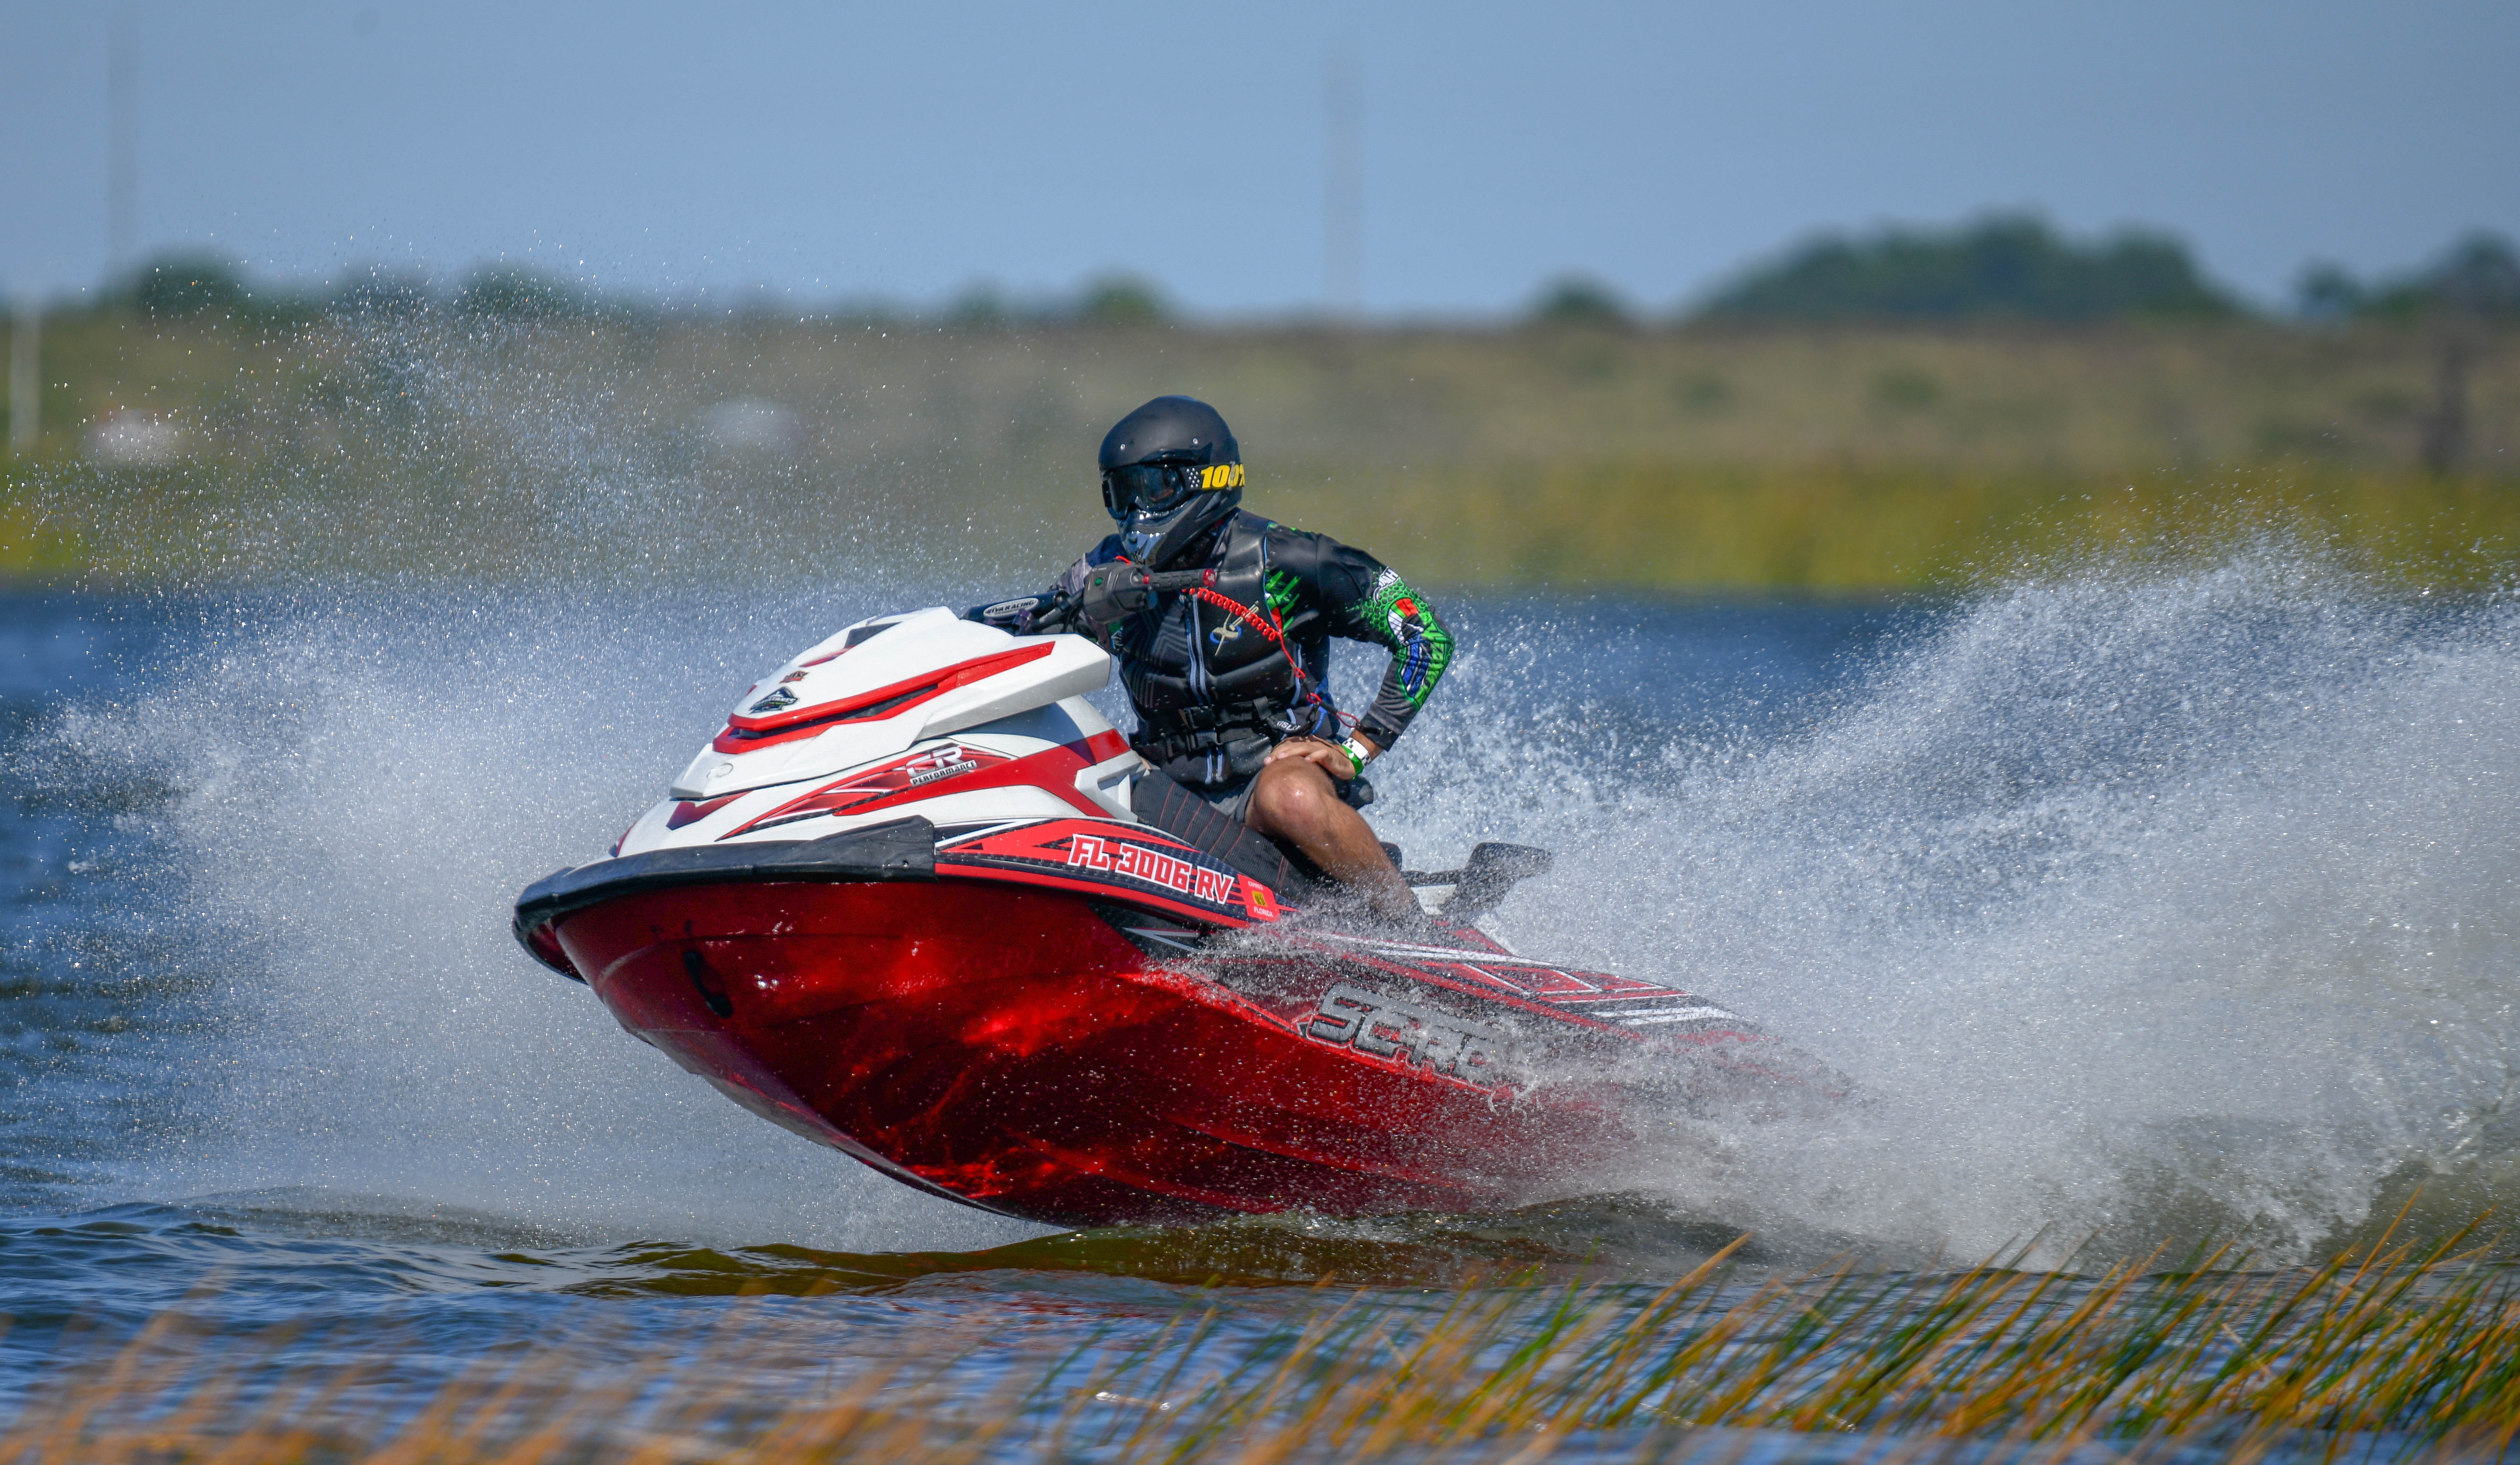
[{"x1": 1101, "y1": 462, "x2": 1200, "y2": 520}]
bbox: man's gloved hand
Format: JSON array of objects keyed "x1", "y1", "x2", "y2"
[
  {"x1": 1027, "y1": 591, "x2": 1078, "y2": 635},
  {"x1": 1074, "y1": 560, "x2": 1155, "y2": 641}
]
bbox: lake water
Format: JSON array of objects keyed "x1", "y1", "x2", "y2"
[{"x1": 4, "y1": 560, "x2": 2516, "y2": 1454}]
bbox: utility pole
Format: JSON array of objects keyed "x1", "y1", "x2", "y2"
[
  {"x1": 109, "y1": 7, "x2": 139, "y2": 282},
  {"x1": 7, "y1": 300, "x2": 36, "y2": 457},
  {"x1": 1323, "y1": 47, "x2": 1362, "y2": 321},
  {"x1": 2420, "y1": 333, "x2": 2470, "y2": 478}
]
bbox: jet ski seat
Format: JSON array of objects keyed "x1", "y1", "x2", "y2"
[{"x1": 1128, "y1": 769, "x2": 1323, "y2": 898}]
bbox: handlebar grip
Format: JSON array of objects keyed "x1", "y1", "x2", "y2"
[{"x1": 1144, "y1": 570, "x2": 1216, "y2": 591}]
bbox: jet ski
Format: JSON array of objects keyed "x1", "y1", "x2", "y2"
[{"x1": 512, "y1": 603, "x2": 1839, "y2": 1227}]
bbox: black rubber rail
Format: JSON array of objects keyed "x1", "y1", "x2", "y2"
[{"x1": 511, "y1": 816, "x2": 938, "y2": 976}]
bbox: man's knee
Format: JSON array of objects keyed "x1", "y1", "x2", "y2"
[{"x1": 1248, "y1": 762, "x2": 1334, "y2": 835}]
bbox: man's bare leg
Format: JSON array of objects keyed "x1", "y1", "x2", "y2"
[{"x1": 1244, "y1": 742, "x2": 1418, "y2": 921}]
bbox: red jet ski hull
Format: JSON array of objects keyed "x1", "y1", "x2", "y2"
[
  {"x1": 553, "y1": 877, "x2": 1625, "y2": 1226},
  {"x1": 516, "y1": 608, "x2": 1826, "y2": 1227}
]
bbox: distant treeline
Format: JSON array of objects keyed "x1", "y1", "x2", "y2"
[
  {"x1": 53, "y1": 214, "x2": 2520, "y2": 333},
  {"x1": 2294, "y1": 234, "x2": 2520, "y2": 323},
  {"x1": 1701, "y1": 217, "x2": 2239, "y2": 322},
  {"x1": 89, "y1": 257, "x2": 1179, "y2": 331},
  {"x1": 1539, "y1": 216, "x2": 2520, "y2": 327}
]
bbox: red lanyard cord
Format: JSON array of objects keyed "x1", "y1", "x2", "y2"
[
  {"x1": 1179, "y1": 584, "x2": 1359, "y2": 738},
  {"x1": 1183, "y1": 584, "x2": 1282, "y2": 644}
]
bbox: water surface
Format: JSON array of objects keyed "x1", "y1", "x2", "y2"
[{"x1": 4, "y1": 569, "x2": 2514, "y2": 1448}]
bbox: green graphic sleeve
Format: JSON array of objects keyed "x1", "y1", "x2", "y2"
[{"x1": 1274, "y1": 526, "x2": 1453, "y2": 748}]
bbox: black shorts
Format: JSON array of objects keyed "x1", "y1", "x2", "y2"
[{"x1": 1178, "y1": 766, "x2": 1374, "y2": 823}]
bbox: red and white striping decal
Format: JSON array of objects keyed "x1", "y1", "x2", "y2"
[
  {"x1": 1280, "y1": 930, "x2": 1754, "y2": 1035},
  {"x1": 713, "y1": 644, "x2": 1058, "y2": 753},
  {"x1": 935, "y1": 818, "x2": 1279, "y2": 926},
  {"x1": 667, "y1": 793, "x2": 741, "y2": 830}
]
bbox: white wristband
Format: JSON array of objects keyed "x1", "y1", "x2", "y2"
[{"x1": 1340, "y1": 735, "x2": 1378, "y2": 770}]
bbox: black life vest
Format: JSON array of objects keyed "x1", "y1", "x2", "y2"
[{"x1": 1110, "y1": 513, "x2": 1334, "y2": 787}]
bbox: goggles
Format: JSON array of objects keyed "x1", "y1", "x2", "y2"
[{"x1": 1101, "y1": 460, "x2": 1245, "y2": 520}]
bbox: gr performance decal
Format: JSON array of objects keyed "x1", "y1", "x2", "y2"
[
  {"x1": 1306, "y1": 982, "x2": 1512, "y2": 1084},
  {"x1": 727, "y1": 743, "x2": 1013, "y2": 836}
]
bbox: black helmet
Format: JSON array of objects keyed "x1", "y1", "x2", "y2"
[{"x1": 1098, "y1": 396, "x2": 1245, "y2": 567}]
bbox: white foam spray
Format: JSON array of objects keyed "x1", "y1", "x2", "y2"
[
  {"x1": 55, "y1": 587, "x2": 1049, "y2": 1251},
  {"x1": 48, "y1": 543, "x2": 2520, "y2": 1264},
  {"x1": 1379, "y1": 548, "x2": 2520, "y2": 1264}
]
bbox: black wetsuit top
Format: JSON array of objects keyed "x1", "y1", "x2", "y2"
[{"x1": 999, "y1": 511, "x2": 1454, "y2": 792}]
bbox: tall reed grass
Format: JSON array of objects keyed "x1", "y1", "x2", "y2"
[
  {"x1": 7, "y1": 1215, "x2": 2516, "y2": 1463},
  {"x1": 1268, "y1": 461, "x2": 2520, "y2": 593}
]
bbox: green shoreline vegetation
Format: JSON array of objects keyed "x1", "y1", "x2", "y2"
[
  {"x1": 2, "y1": 217, "x2": 2514, "y2": 592},
  {"x1": 2, "y1": 308, "x2": 2512, "y2": 593}
]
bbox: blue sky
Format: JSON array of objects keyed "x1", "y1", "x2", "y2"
[{"x1": 6, "y1": 0, "x2": 2515, "y2": 314}]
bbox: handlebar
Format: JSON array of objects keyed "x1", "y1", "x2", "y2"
[{"x1": 1006, "y1": 568, "x2": 1216, "y2": 636}]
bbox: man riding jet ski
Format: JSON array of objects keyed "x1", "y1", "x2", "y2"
[
  {"x1": 509, "y1": 395, "x2": 1843, "y2": 1226},
  {"x1": 969, "y1": 395, "x2": 1449, "y2": 920}
]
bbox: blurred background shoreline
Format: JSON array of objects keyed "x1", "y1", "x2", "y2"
[{"x1": 5, "y1": 215, "x2": 2515, "y2": 595}]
